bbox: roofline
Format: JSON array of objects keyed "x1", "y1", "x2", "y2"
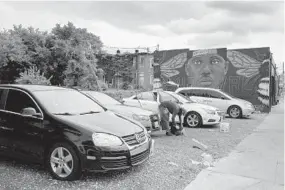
[{"x1": 176, "y1": 87, "x2": 222, "y2": 91}]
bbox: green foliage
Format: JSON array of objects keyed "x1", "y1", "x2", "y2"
[
  {"x1": 0, "y1": 22, "x2": 103, "y2": 89},
  {"x1": 15, "y1": 66, "x2": 52, "y2": 85},
  {"x1": 97, "y1": 54, "x2": 134, "y2": 85}
]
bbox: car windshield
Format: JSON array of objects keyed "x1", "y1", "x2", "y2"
[
  {"x1": 167, "y1": 92, "x2": 195, "y2": 103},
  {"x1": 84, "y1": 91, "x2": 122, "y2": 106},
  {"x1": 33, "y1": 89, "x2": 105, "y2": 115}
]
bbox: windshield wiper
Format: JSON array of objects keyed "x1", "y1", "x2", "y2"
[
  {"x1": 53, "y1": 112, "x2": 76, "y2": 116},
  {"x1": 80, "y1": 111, "x2": 100, "y2": 115}
]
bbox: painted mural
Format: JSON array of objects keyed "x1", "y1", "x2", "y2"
[{"x1": 153, "y1": 47, "x2": 272, "y2": 112}]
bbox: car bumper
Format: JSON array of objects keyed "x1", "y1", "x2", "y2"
[
  {"x1": 242, "y1": 108, "x2": 255, "y2": 117},
  {"x1": 81, "y1": 136, "x2": 154, "y2": 172},
  {"x1": 202, "y1": 114, "x2": 222, "y2": 125}
]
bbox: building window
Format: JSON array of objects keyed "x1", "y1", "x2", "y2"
[
  {"x1": 139, "y1": 73, "x2": 144, "y2": 86},
  {"x1": 140, "y1": 57, "x2": 145, "y2": 65},
  {"x1": 150, "y1": 74, "x2": 153, "y2": 84},
  {"x1": 149, "y1": 57, "x2": 153, "y2": 68}
]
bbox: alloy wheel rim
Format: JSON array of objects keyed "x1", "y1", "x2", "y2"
[
  {"x1": 187, "y1": 114, "x2": 199, "y2": 127},
  {"x1": 50, "y1": 147, "x2": 74, "y2": 178},
  {"x1": 230, "y1": 107, "x2": 240, "y2": 118}
]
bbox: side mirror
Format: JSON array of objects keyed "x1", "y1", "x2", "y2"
[
  {"x1": 120, "y1": 100, "x2": 125, "y2": 104},
  {"x1": 21, "y1": 107, "x2": 42, "y2": 118},
  {"x1": 221, "y1": 96, "x2": 226, "y2": 100}
]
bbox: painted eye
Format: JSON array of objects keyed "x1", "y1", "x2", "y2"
[
  {"x1": 193, "y1": 60, "x2": 202, "y2": 65},
  {"x1": 211, "y1": 58, "x2": 220, "y2": 65}
]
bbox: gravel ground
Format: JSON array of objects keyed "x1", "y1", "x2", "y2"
[{"x1": 0, "y1": 113, "x2": 267, "y2": 190}]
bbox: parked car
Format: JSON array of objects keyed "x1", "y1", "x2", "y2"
[
  {"x1": 81, "y1": 91, "x2": 160, "y2": 132},
  {"x1": 175, "y1": 87, "x2": 255, "y2": 118},
  {"x1": 0, "y1": 84, "x2": 154, "y2": 181},
  {"x1": 123, "y1": 90, "x2": 223, "y2": 128}
]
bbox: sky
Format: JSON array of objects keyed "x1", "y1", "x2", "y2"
[{"x1": 0, "y1": 1, "x2": 284, "y2": 72}]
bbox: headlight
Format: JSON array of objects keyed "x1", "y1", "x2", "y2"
[
  {"x1": 246, "y1": 103, "x2": 253, "y2": 107},
  {"x1": 92, "y1": 133, "x2": 123, "y2": 147},
  {"x1": 132, "y1": 114, "x2": 150, "y2": 121},
  {"x1": 202, "y1": 108, "x2": 216, "y2": 115}
]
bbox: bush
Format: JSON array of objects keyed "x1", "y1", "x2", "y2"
[{"x1": 15, "y1": 66, "x2": 52, "y2": 85}]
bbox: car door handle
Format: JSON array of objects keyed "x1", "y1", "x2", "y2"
[{"x1": 0, "y1": 126, "x2": 14, "y2": 131}]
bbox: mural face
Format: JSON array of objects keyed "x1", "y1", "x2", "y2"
[
  {"x1": 186, "y1": 48, "x2": 228, "y2": 88},
  {"x1": 153, "y1": 47, "x2": 272, "y2": 112}
]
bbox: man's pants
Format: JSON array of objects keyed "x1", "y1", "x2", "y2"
[
  {"x1": 159, "y1": 106, "x2": 170, "y2": 132},
  {"x1": 159, "y1": 106, "x2": 183, "y2": 135}
]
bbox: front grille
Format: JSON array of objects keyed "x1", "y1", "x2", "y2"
[
  {"x1": 131, "y1": 150, "x2": 149, "y2": 165},
  {"x1": 101, "y1": 157, "x2": 128, "y2": 169},
  {"x1": 122, "y1": 131, "x2": 146, "y2": 146}
]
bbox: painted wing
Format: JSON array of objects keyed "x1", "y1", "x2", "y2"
[
  {"x1": 161, "y1": 70, "x2": 180, "y2": 78},
  {"x1": 160, "y1": 52, "x2": 187, "y2": 78},
  {"x1": 227, "y1": 50, "x2": 261, "y2": 78}
]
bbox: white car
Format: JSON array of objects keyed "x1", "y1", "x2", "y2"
[
  {"x1": 175, "y1": 87, "x2": 255, "y2": 118},
  {"x1": 123, "y1": 90, "x2": 224, "y2": 128},
  {"x1": 81, "y1": 91, "x2": 160, "y2": 132}
]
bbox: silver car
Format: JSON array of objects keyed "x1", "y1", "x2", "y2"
[{"x1": 82, "y1": 91, "x2": 160, "y2": 132}]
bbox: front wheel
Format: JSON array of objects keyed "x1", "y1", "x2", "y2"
[
  {"x1": 47, "y1": 142, "x2": 82, "y2": 181},
  {"x1": 228, "y1": 105, "x2": 242, "y2": 118},
  {"x1": 184, "y1": 112, "x2": 202, "y2": 128}
]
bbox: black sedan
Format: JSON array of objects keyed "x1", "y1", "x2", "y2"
[{"x1": 0, "y1": 85, "x2": 154, "y2": 181}]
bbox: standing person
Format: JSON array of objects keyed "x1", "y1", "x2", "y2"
[{"x1": 159, "y1": 101, "x2": 185, "y2": 136}]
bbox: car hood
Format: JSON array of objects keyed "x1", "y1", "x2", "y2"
[
  {"x1": 235, "y1": 98, "x2": 252, "y2": 105},
  {"x1": 106, "y1": 104, "x2": 154, "y2": 116},
  {"x1": 182, "y1": 102, "x2": 218, "y2": 111},
  {"x1": 55, "y1": 111, "x2": 143, "y2": 137}
]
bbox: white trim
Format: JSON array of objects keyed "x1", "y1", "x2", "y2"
[{"x1": 0, "y1": 87, "x2": 44, "y2": 120}]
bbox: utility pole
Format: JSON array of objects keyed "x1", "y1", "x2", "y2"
[
  {"x1": 279, "y1": 61, "x2": 285, "y2": 91},
  {"x1": 283, "y1": 61, "x2": 284, "y2": 75}
]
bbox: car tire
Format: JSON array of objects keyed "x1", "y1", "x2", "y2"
[
  {"x1": 184, "y1": 111, "x2": 202, "y2": 128},
  {"x1": 228, "y1": 105, "x2": 242, "y2": 118},
  {"x1": 47, "y1": 142, "x2": 82, "y2": 181}
]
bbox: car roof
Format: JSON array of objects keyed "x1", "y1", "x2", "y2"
[
  {"x1": 0, "y1": 84, "x2": 70, "y2": 92},
  {"x1": 176, "y1": 87, "x2": 221, "y2": 92}
]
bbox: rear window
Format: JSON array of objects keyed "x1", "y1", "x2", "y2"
[
  {"x1": 205, "y1": 90, "x2": 223, "y2": 99},
  {"x1": 179, "y1": 89, "x2": 204, "y2": 97}
]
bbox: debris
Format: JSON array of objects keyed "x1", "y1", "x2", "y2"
[
  {"x1": 168, "y1": 162, "x2": 179, "y2": 167},
  {"x1": 219, "y1": 122, "x2": 230, "y2": 133},
  {"x1": 208, "y1": 129, "x2": 215, "y2": 132},
  {"x1": 201, "y1": 153, "x2": 214, "y2": 167},
  {"x1": 190, "y1": 159, "x2": 201, "y2": 165},
  {"x1": 192, "y1": 138, "x2": 208, "y2": 150}
]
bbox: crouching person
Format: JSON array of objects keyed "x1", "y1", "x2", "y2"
[{"x1": 159, "y1": 101, "x2": 186, "y2": 136}]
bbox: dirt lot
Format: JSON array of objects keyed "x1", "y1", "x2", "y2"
[{"x1": 0, "y1": 114, "x2": 267, "y2": 190}]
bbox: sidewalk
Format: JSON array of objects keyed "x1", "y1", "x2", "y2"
[{"x1": 185, "y1": 100, "x2": 284, "y2": 190}]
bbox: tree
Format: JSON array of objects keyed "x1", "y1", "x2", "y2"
[
  {"x1": 0, "y1": 29, "x2": 31, "y2": 83},
  {"x1": 97, "y1": 53, "x2": 134, "y2": 86},
  {"x1": 0, "y1": 22, "x2": 104, "y2": 89},
  {"x1": 50, "y1": 22, "x2": 103, "y2": 89}
]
